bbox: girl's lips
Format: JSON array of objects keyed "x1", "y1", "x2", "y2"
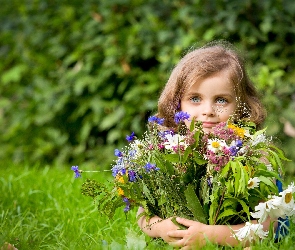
[{"x1": 202, "y1": 122, "x2": 217, "y2": 128}]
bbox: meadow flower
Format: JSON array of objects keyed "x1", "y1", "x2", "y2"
[
  {"x1": 212, "y1": 122, "x2": 236, "y2": 141},
  {"x1": 164, "y1": 134, "x2": 187, "y2": 151},
  {"x1": 123, "y1": 197, "x2": 131, "y2": 212},
  {"x1": 130, "y1": 140, "x2": 144, "y2": 158},
  {"x1": 227, "y1": 124, "x2": 246, "y2": 138},
  {"x1": 144, "y1": 162, "x2": 159, "y2": 172},
  {"x1": 71, "y1": 166, "x2": 82, "y2": 178},
  {"x1": 158, "y1": 130, "x2": 175, "y2": 139},
  {"x1": 128, "y1": 170, "x2": 137, "y2": 182},
  {"x1": 251, "y1": 133, "x2": 267, "y2": 146},
  {"x1": 174, "y1": 111, "x2": 190, "y2": 124},
  {"x1": 148, "y1": 116, "x2": 164, "y2": 125},
  {"x1": 233, "y1": 222, "x2": 268, "y2": 242},
  {"x1": 271, "y1": 183, "x2": 295, "y2": 215},
  {"x1": 114, "y1": 149, "x2": 123, "y2": 157},
  {"x1": 207, "y1": 139, "x2": 227, "y2": 153},
  {"x1": 126, "y1": 132, "x2": 135, "y2": 142},
  {"x1": 118, "y1": 187, "x2": 124, "y2": 196},
  {"x1": 251, "y1": 198, "x2": 285, "y2": 223},
  {"x1": 247, "y1": 177, "x2": 260, "y2": 189}
]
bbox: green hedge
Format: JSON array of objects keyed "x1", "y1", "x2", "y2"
[{"x1": 0, "y1": 0, "x2": 295, "y2": 175}]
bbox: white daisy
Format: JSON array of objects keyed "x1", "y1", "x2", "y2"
[
  {"x1": 207, "y1": 139, "x2": 227, "y2": 153},
  {"x1": 271, "y1": 183, "x2": 295, "y2": 216},
  {"x1": 130, "y1": 139, "x2": 144, "y2": 158},
  {"x1": 247, "y1": 177, "x2": 260, "y2": 189},
  {"x1": 164, "y1": 134, "x2": 187, "y2": 151},
  {"x1": 233, "y1": 222, "x2": 268, "y2": 242}
]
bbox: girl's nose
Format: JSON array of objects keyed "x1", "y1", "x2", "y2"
[{"x1": 202, "y1": 102, "x2": 215, "y2": 117}]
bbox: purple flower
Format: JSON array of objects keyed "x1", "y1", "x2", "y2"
[
  {"x1": 128, "y1": 170, "x2": 137, "y2": 182},
  {"x1": 236, "y1": 140, "x2": 243, "y2": 147},
  {"x1": 158, "y1": 130, "x2": 174, "y2": 139},
  {"x1": 126, "y1": 132, "x2": 135, "y2": 142},
  {"x1": 123, "y1": 197, "x2": 131, "y2": 212},
  {"x1": 111, "y1": 166, "x2": 120, "y2": 177},
  {"x1": 114, "y1": 149, "x2": 123, "y2": 157},
  {"x1": 71, "y1": 166, "x2": 81, "y2": 178},
  {"x1": 174, "y1": 111, "x2": 190, "y2": 124},
  {"x1": 144, "y1": 162, "x2": 159, "y2": 172},
  {"x1": 229, "y1": 146, "x2": 239, "y2": 156},
  {"x1": 148, "y1": 116, "x2": 165, "y2": 125}
]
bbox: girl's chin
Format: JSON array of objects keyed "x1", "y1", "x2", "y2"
[{"x1": 203, "y1": 127, "x2": 214, "y2": 133}]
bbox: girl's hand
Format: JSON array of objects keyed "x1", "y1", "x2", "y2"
[
  {"x1": 157, "y1": 218, "x2": 182, "y2": 243},
  {"x1": 167, "y1": 217, "x2": 207, "y2": 249}
]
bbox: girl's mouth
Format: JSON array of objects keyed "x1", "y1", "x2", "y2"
[{"x1": 202, "y1": 122, "x2": 218, "y2": 128}]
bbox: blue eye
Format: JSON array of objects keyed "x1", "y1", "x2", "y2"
[
  {"x1": 190, "y1": 96, "x2": 201, "y2": 103},
  {"x1": 216, "y1": 97, "x2": 228, "y2": 104}
]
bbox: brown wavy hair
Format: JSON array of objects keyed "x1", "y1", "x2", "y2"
[{"x1": 157, "y1": 41, "x2": 266, "y2": 129}]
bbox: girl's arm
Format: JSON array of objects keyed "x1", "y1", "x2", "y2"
[{"x1": 167, "y1": 217, "x2": 277, "y2": 249}]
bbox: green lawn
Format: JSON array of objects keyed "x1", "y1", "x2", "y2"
[{"x1": 1, "y1": 165, "x2": 294, "y2": 249}]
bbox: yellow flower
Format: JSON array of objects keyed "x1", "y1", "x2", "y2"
[
  {"x1": 212, "y1": 141, "x2": 220, "y2": 148},
  {"x1": 118, "y1": 187, "x2": 124, "y2": 196},
  {"x1": 116, "y1": 175, "x2": 125, "y2": 183},
  {"x1": 228, "y1": 124, "x2": 245, "y2": 138}
]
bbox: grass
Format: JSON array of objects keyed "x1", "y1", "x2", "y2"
[{"x1": 0, "y1": 164, "x2": 294, "y2": 249}]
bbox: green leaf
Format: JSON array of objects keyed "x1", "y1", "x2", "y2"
[
  {"x1": 142, "y1": 183, "x2": 155, "y2": 205},
  {"x1": 258, "y1": 175, "x2": 277, "y2": 190},
  {"x1": 216, "y1": 209, "x2": 238, "y2": 223},
  {"x1": 163, "y1": 153, "x2": 180, "y2": 163},
  {"x1": 184, "y1": 184, "x2": 207, "y2": 224}
]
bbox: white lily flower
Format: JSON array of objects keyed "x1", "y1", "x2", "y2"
[
  {"x1": 233, "y1": 222, "x2": 268, "y2": 242},
  {"x1": 247, "y1": 177, "x2": 260, "y2": 189}
]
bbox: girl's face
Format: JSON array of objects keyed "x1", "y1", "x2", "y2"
[{"x1": 180, "y1": 71, "x2": 237, "y2": 133}]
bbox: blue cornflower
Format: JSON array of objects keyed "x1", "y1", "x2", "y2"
[
  {"x1": 126, "y1": 132, "x2": 135, "y2": 142},
  {"x1": 128, "y1": 170, "x2": 137, "y2": 182},
  {"x1": 229, "y1": 140, "x2": 243, "y2": 156},
  {"x1": 148, "y1": 116, "x2": 164, "y2": 125},
  {"x1": 158, "y1": 130, "x2": 174, "y2": 139},
  {"x1": 114, "y1": 149, "x2": 123, "y2": 157},
  {"x1": 229, "y1": 146, "x2": 239, "y2": 156},
  {"x1": 123, "y1": 197, "x2": 131, "y2": 212},
  {"x1": 144, "y1": 162, "x2": 159, "y2": 172},
  {"x1": 111, "y1": 166, "x2": 120, "y2": 177},
  {"x1": 71, "y1": 166, "x2": 81, "y2": 178},
  {"x1": 236, "y1": 140, "x2": 243, "y2": 147},
  {"x1": 174, "y1": 111, "x2": 190, "y2": 124}
]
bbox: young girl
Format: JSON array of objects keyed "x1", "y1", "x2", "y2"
[{"x1": 137, "y1": 42, "x2": 284, "y2": 248}]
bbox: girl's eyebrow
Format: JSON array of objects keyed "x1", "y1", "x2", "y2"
[{"x1": 185, "y1": 91, "x2": 235, "y2": 98}]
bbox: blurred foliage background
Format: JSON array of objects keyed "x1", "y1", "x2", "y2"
[{"x1": 0, "y1": 0, "x2": 294, "y2": 177}]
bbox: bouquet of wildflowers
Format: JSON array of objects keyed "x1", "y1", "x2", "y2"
[
  {"x1": 74, "y1": 111, "x2": 295, "y2": 243},
  {"x1": 80, "y1": 112, "x2": 208, "y2": 224}
]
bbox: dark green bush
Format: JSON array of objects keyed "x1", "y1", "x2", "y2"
[{"x1": 0, "y1": 0, "x2": 294, "y2": 177}]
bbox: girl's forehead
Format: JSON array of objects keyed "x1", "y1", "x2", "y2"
[{"x1": 184, "y1": 71, "x2": 236, "y2": 94}]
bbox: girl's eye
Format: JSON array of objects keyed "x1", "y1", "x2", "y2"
[
  {"x1": 190, "y1": 96, "x2": 201, "y2": 103},
  {"x1": 216, "y1": 97, "x2": 228, "y2": 104}
]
